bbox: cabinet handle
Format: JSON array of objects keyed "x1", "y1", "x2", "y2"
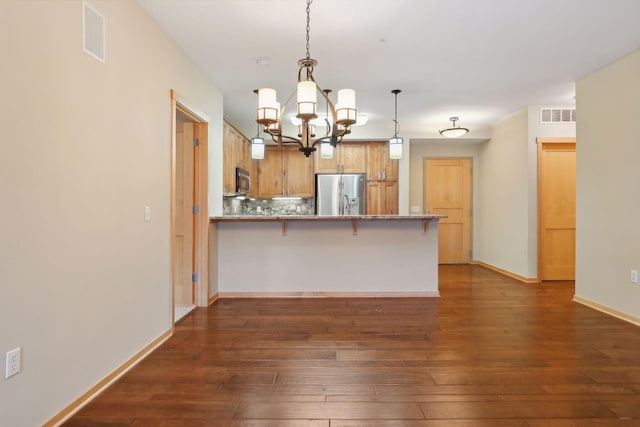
[{"x1": 382, "y1": 171, "x2": 385, "y2": 181}]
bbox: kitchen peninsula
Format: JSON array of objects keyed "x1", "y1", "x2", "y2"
[{"x1": 210, "y1": 215, "x2": 445, "y2": 297}]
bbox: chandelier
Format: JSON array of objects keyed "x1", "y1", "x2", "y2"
[{"x1": 254, "y1": 0, "x2": 357, "y2": 158}]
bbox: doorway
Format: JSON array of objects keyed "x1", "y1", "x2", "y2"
[
  {"x1": 171, "y1": 91, "x2": 209, "y2": 327},
  {"x1": 424, "y1": 158, "x2": 472, "y2": 264},
  {"x1": 537, "y1": 137, "x2": 576, "y2": 280}
]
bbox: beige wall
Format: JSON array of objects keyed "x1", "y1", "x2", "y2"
[
  {"x1": 475, "y1": 109, "x2": 530, "y2": 276},
  {"x1": 575, "y1": 49, "x2": 640, "y2": 319},
  {"x1": 409, "y1": 142, "x2": 482, "y2": 256},
  {"x1": 0, "y1": 1, "x2": 222, "y2": 425}
]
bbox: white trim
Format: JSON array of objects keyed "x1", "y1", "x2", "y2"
[
  {"x1": 573, "y1": 296, "x2": 640, "y2": 327},
  {"x1": 173, "y1": 91, "x2": 211, "y2": 123}
]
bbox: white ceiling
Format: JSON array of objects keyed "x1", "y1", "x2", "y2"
[{"x1": 137, "y1": 0, "x2": 640, "y2": 143}]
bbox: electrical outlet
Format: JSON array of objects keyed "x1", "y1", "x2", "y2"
[
  {"x1": 631, "y1": 270, "x2": 639, "y2": 284},
  {"x1": 5, "y1": 347, "x2": 21, "y2": 379},
  {"x1": 144, "y1": 206, "x2": 151, "y2": 222},
  {"x1": 410, "y1": 206, "x2": 421, "y2": 213}
]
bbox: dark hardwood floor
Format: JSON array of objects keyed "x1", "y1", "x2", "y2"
[{"x1": 64, "y1": 265, "x2": 640, "y2": 426}]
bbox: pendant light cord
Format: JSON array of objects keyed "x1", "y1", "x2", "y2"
[
  {"x1": 392, "y1": 89, "x2": 401, "y2": 137},
  {"x1": 305, "y1": 0, "x2": 313, "y2": 60}
]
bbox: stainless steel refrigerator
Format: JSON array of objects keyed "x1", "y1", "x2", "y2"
[{"x1": 315, "y1": 173, "x2": 366, "y2": 216}]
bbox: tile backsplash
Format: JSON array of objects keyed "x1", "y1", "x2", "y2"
[{"x1": 223, "y1": 196, "x2": 314, "y2": 216}]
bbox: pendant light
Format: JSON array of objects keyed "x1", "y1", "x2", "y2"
[
  {"x1": 389, "y1": 89, "x2": 403, "y2": 160},
  {"x1": 250, "y1": 121, "x2": 265, "y2": 160}
]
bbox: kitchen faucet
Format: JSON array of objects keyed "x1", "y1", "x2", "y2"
[{"x1": 342, "y1": 194, "x2": 350, "y2": 215}]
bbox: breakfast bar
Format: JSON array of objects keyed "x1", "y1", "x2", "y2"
[{"x1": 210, "y1": 215, "x2": 444, "y2": 297}]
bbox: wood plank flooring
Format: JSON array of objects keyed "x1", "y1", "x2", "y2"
[{"x1": 63, "y1": 265, "x2": 640, "y2": 426}]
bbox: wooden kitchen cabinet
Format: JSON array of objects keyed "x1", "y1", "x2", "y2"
[
  {"x1": 366, "y1": 141, "x2": 398, "y2": 182},
  {"x1": 223, "y1": 120, "x2": 251, "y2": 194},
  {"x1": 314, "y1": 142, "x2": 365, "y2": 173},
  {"x1": 366, "y1": 181, "x2": 398, "y2": 215},
  {"x1": 366, "y1": 142, "x2": 398, "y2": 215},
  {"x1": 284, "y1": 146, "x2": 314, "y2": 197},
  {"x1": 255, "y1": 146, "x2": 313, "y2": 198}
]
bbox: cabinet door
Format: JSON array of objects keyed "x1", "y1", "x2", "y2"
[
  {"x1": 257, "y1": 146, "x2": 284, "y2": 198},
  {"x1": 234, "y1": 131, "x2": 246, "y2": 170},
  {"x1": 314, "y1": 149, "x2": 339, "y2": 173},
  {"x1": 384, "y1": 181, "x2": 398, "y2": 215},
  {"x1": 366, "y1": 142, "x2": 384, "y2": 180},
  {"x1": 222, "y1": 122, "x2": 235, "y2": 193},
  {"x1": 285, "y1": 147, "x2": 314, "y2": 197},
  {"x1": 379, "y1": 143, "x2": 399, "y2": 182},
  {"x1": 366, "y1": 142, "x2": 398, "y2": 182},
  {"x1": 341, "y1": 143, "x2": 366, "y2": 173},
  {"x1": 366, "y1": 181, "x2": 384, "y2": 215}
]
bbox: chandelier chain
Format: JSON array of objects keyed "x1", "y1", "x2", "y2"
[{"x1": 305, "y1": 0, "x2": 312, "y2": 59}]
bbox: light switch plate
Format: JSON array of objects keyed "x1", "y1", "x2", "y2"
[{"x1": 144, "y1": 206, "x2": 151, "y2": 222}]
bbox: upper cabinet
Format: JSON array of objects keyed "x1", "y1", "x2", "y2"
[
  {"x1": 255, "y1": 146, "x2": 314, "y2": 198},
  {"x1": 314, "y1": 142, "x2": 366, "y2": 173},
  {"x1": 365, "y1": 142, "x2": 399, "y2": 215},
  {"x1": 366, "y1": 142, "x2": 398, "y2": 182},
  {"x1": 223, "y1": 120, "x2": 251, "y2": 194}
]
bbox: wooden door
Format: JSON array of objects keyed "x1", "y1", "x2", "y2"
[
  {"x1": 424, "y1": 158, "x2": 472, "y2": 264},
  {"x1": 174, "y1": 118, "x2": 195, "y2": 305},
  {"x1": 538, "y1": 139, "x2": 576, "y2": 280}
]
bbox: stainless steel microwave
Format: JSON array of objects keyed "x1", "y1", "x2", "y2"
[{"x1": 236, "y1": 167, "x2": 250, "y2": 194}]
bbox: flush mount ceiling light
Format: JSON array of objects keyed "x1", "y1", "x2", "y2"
[
  {"x1": 388, "y1": 89, "x2": 403, "y2": 160},
  {"x1": 255, "y1": 0, "x2": 359, "y2": 157},
  {"x1": 439, "y1": 116, "x2": 469, "y2": 138}
]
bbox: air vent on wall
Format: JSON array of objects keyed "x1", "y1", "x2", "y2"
[
  {"x1": 540, "y1": 108, "x2": 575, "y2": 124},
  {"x1": 83, "y1": 1, "x2": 105, "y2": 62}
]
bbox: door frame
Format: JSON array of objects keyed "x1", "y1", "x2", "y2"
[
  {"x1": 537, "y1": 136, "x2": 576, "y2": 281},
  {"x1": 170, "y1": 90, "x2": 209, "y2": 329}
]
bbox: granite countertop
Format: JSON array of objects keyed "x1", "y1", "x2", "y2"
[{"x1": 210, "y1": 214, "x2": 446, "y2": 222}]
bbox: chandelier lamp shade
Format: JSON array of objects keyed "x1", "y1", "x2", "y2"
[
  {"x1": 389, "y1": 89, "x2": 403, "y2": 160},
  {"x1": 254, "y1": 0, "x2": 358, "y2": 157},
  {"x1": 439, "y1": 116, "x2": 469, "y2": 138}
]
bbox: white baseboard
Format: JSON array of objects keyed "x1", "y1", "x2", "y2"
[
  {"x1": 44, "y1": 329, "x2": 172, "y2": 426},
  {"x1": 573, "y1": 295, "x2": 640, "y2": 327},
  {"x1": 472, "y1": 260, "x2": 539, "y2": 284}
]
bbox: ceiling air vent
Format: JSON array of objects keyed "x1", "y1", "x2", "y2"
[
  {"x1": 83, "y1": 1, "x2": 105, "y2": 62},
  {"x1": 540, "y1": 108, "x2": 576, "y2": 124}
]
